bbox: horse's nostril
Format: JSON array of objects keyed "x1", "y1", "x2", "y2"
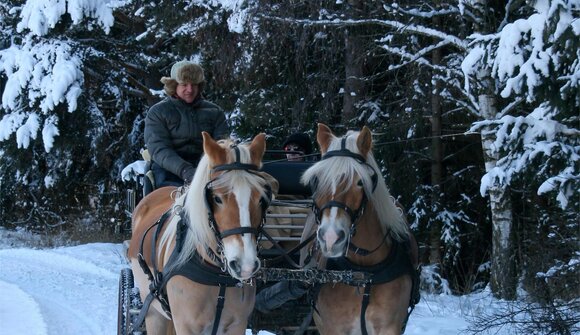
[
  {"x1": 337, "y1": 230, "x2": 346, "y2": 243},
  {"x1": 229, "y1": 259, "x2": 240, "y2": 273}
]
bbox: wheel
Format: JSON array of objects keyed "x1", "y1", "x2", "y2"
[{"x1": 117, "y1": 268, "x2": 134, "y2": 335}]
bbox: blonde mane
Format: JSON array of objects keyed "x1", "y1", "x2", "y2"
[
  {"x1": 301, "y1": 130, "x2": 409, "y2": 241},
  {"x1": 159, "y1": 139, "x2": 269, "y2": 271}
]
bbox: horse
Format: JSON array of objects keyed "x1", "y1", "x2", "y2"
[
  {"x1": 127, "y1": 132, "x2": 272, "y2": 335},
  {"x1": 301, "y1": 123, "x2": 419, "y2": 335}
]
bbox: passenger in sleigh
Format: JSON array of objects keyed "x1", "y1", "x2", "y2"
[
  {"x1": 144, "y1": 60, "x2": 229, "y2": 189},
  {"x1": 282, "y1": 132, "x2": 313, "y2": 162}
]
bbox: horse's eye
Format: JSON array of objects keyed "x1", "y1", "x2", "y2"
[
  {"x1": 213, "y1": 195, "x2": 223, "y2": 204},
  {"x1": 357, "y1": 179, "x2": 364, "y2": 187}
]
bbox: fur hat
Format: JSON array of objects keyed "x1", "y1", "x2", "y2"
[
  {"x1": 160, "y1": 61, "x2": 205, "y2": 96},
  {"x1": 282, "y1": 133, "x2": 312, "y2": 154},
  {"x1": 162, "y1": 61, "x2": 204, "y2": 84}
]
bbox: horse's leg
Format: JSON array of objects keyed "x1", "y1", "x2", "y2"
[
  {"x1": 366, "y1": 275, "x2": 413, "y2": 335},
  {"x1": 315, "y1": 275, "x2": 412, "y2": 335},
  {"x1": 167, "y1": 276, "x2": 255, "y2": 335},
  {"x1": 144, "y1": 308, "x2": 172, "y2": 335},
  {"x1": 166, "y1": 276, "x2": 213, "y2": 334},
  {"x1": 314, "y1": 284, "x2": 359, "y2": 335}
]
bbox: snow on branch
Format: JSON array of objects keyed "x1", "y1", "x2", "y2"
[
  {"x1": 379, "y1": 39, "x2": 463, "y2": 76},
  {"x1": 383, "y1": 3, "x2": 461, "y2": 19},
  {"x1": 0, "y1": 37, "x2": 83, "y2": 151},
  {"x1": 260, "y1": 16, "x2": 467, "y2": 51},
  {"x1": 462, "y1": 0, "x2": 580, "y2": 102},
  {"x1": 472, "y1": 104, "x2": 580, "y2": 208},
  {"x1": 16, "y1": 0, "x2": 124, "y2": 36},
  {"x1": 185, "y1": 0, "x2": 253, "y2": 34},
  {"x1": 0, "y1": 37, "x2": 83, "y2": 114}
]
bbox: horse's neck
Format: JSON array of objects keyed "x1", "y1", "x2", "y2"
[{"x1": 347, "y1": 203, "x2": 391, "y2": 266}]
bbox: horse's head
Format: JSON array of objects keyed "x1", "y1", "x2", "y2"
[
  {"x1": 197, "y1": 132, "x2": 270, "y2": 280},
  {"x1": 302, "y1": 123, "x2": 378, "y2": 258}
]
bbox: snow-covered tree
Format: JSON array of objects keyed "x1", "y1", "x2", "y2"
[
  {"x1": 0, "y1": 0, "x2": 146, "y2": 229},
  {"x1": 462, "y1": 0, "x2": 579, "y2": 299}
]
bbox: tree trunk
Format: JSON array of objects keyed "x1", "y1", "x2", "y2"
[
  {"x1": 342, "y1": 1, "x2": 365, "y2": 123},
  {"x1": 479, "y1": 94, "x2": 517, "y2": 300},
  {"x1": 429, "y1": 38, "x2": 443, "y2": 265}
]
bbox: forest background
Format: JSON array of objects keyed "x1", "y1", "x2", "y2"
[{"x1": 0, "y1": 1, "x2": 578, "y2": 333}]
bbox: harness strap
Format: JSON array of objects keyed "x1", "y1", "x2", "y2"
[
  {"x1": 220, "y1": 226, "x2": 259, "y2": 239},
  {"x1": 151, "y1": 214, "x2": 166, "y2": 297},
  {"x1": 348, "y1": 229, "x2": 389, "y2": 256},
  {"x1": 133, "y1": 211, "x2": 173, "y2": 332},
  {"x1": 321, "y1": 137, "x2": 367, "y2": 164},
  {"x1": 211, "y1": 285, "x2": 227, "y2": 335},
  {"x1": 360, "y1": 285, "x2": 372, "y2": 335},
  {"x1": 260, "y1": 232, "x2": 316, "y2": 268},
  {"x1": 132, "y1": 291, "x2": 155, "y2": 333}
]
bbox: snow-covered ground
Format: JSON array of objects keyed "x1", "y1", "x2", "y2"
[{"x1": 0, "y1": 227, "x2": 516, "y2": 335}]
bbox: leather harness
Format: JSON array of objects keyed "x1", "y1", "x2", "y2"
[
  {"x1": 132, "y1": 145, "x2": 271, "y2": 335},
  {"x1": 310, "y1": 135, "x2": 421, "y2": 335}
]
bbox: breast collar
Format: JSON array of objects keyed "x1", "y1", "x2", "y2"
[{"x1": 325, "y1": 238, "x2": 415, "y2": 285}]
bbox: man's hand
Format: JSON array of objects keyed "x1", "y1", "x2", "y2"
[{"x1": 181, "y1": 165, "x2": 196, "y2": 184}]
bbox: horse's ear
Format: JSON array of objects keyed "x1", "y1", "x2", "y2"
[
  {"x1": 202, "y1": 132, "x2": 227, "y2": 165},
  {"x1": 248, "y1": 133, "x2": 266, "y2": 165},
  {"x1": 317, "y1": 123, "x2": 334, "y2": 154},
  {"x1": 357, "y1": 126, "x2": 373, "y2": 157}
]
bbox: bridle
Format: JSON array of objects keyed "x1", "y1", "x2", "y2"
[
  {"x1": 311, "y1": 136, "x2": 381, "y2": 254},
  {"x1": 203, "y1": 144, "x2": 272, "y2": 267}
]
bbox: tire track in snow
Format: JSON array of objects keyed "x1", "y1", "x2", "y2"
[
  {"x1": 0, "y1": 244, "x2": 126, "y2": 335},
  {"x1": 0, "y1": 280, "x2": 47, "y2": 335}
]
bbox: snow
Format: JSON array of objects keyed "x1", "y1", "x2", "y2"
[
  {"x1": 472, "y1": 103, "x2": 580, "y2": 208},
  {"x1": 0, "y1": 227, "x2": 522, "y2": 335},
  {"x1": 121, "y1": 160, "x2": 147, "y2": 182},
  {"x1": 0, "y1": 280, "x2": 47, "y2": 335},
  {"x1": 0, "y1": 37, "x2": 83, "y2": 151},
  {"x1": 17, "y1": 0, "x2": 119, "y2": 36}
]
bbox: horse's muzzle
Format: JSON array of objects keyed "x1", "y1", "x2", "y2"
[
  {"x1": 228, "y1": 258, "x2": 260, "y2": 280},
  {"x1": 317, "y1": 226, "x2": 347, "y2": 258}
]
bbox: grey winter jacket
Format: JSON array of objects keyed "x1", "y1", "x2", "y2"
[{"x1": 144, "y1": 96, "x2": 229, "y2": 178}]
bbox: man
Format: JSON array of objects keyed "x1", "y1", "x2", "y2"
[
  {"x1": 282, "y1": 132, "x2": 312, "y2": 161},
  {"x1": 144, "y1": 60, "x2": 229, "y2": 187}
]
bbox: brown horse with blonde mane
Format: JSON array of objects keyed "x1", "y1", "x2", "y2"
[
  {"x1": 127, "y1": 132, "x2": 271, "y2": 335},
  {"x1": 301, "y1": 123, "x2": 419, "y2": 335}
]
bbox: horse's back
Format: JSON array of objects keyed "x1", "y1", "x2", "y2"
[{"x1": 127, "y1": 186, "x2": 177, "y2": 260}]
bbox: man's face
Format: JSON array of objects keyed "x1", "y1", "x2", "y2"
[
  {"x1": 285, "y1": 144, "x2": 304, "y2": 161},
  {"x1": 176, "y1": 82, "x2": 199, "y2": 103}
]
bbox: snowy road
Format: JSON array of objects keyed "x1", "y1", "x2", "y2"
[
  {"x1": 0, "y1": 233, "x2": 514, "y2": 335},
  {"x1": 0, "y1": 244, "x2": 126, "y2": 335}
]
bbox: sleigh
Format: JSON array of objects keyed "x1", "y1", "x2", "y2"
[{"x1": 117, "y1": 126, "x2": 420, "y2": 335}]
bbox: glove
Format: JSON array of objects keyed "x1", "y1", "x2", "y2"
[{"x1": 180, "y1": 165, "x2": 196, "y2": 184}]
